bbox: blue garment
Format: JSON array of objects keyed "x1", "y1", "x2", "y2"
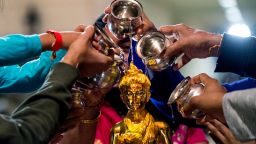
[
  {"x1": 0, "y1": 34, "x2": 66, "y2": 93},
  {"x1": 215, "y1": 33, "x2": 256, "y2": 78},
  {"x1": 223, "y1": 77, "x2": 256, "y2": 92}
]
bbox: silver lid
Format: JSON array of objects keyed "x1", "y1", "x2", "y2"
[{"x1": 167, "y1": 76, "x2": 191, "y2": 105}]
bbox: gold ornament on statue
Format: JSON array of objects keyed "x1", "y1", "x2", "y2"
[{"x1": 110, "y1": 63, "x2": 171, "y2": 144}]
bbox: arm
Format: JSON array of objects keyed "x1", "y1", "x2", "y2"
[
  {"x1": 0, "y1": 50, "x2": 66, "y2": 93},
  {"x1": 215, "y1": 33, "x2": 256, "y2": 77},
  {"x1": 0, "y1": 63, "x2": 78, "y2": 144},
  {"x1": 223, "y1": 88, "x2": 256, "y2": 142},
  {"x1": 0, "y1": 32, "x2": 80, "y2": 66},
  {"x1": 0, "y1": 31, "x2": 81, "y2": 93},
  {"x1": 0, "y1": 25, "x2": 113, "y2": 144}
]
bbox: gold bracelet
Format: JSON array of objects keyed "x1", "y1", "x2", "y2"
[
  {"x1": 208, "y1": 44, "x2": 220, "y2": 56},
  {"x1": 80, "y1": 111, "x2": 101, "y2": 125}
]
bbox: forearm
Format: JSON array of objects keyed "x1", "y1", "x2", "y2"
[
  {"x1": 78, "y1": 107, "x2": 100, "y2": 144},
  {"x1": 0, "y1": 50, "x2": 66, "y2": 93},
  {"x1": 40, "y1": 31, "x2": 81, "y2": 51},
  {"x1": 223, "y1": 88, "x2": 256, "y2": 142},
  {"x1": 0, "y1": 63, "x2": 78, "y2": 144},
  {"x1": 0, "y1": 34, "x2": 42, "y2": 66}
]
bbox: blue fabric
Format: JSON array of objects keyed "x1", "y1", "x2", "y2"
[
  {"x1": 0, "y1": 34, "x2": 42, "y2": 66},
  {"x1": 0, "y1": 34, "x2": 66, "y2": 93},
  {"x1": 215, "y1": 33, "x2": 256, "y2": 78},
  {"x1": 223, "y1": 77, "x2": 256, "y2": 92}
]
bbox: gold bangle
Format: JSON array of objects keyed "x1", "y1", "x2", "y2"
[
  {"x1": 208, "y1": 44, "x2": 220, "y2": 56},
  {"x1": 80, "y1": 111, "x2": 101, "y2": 125}
]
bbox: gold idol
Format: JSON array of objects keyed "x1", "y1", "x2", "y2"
[{"x1": 110, "y1": 63, "x2": 171, "y2": 144}]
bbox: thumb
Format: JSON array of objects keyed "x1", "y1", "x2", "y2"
[
  {"x1": 79, "y1": 25, "x2": 95, "y2": 42},
  {"x1": 163, "y1": 39, "x2": 184, "y2": 60}
]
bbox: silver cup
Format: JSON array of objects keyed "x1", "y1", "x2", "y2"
[
  {"x1": 107, "y1": 0, "x2": 143, "y2": 39},
  {"x1": 95, "y1": 24, "x2": 119, "y2": 55},
  {"x1": 136, "y1": 31, "x2": 178, "y2": 71},
  {"x1": 167, "y1": 77, "x2": 205, "y2": 119},
  {"x1": 75, "y1": 61, "x2": 124, "y2": 90}
]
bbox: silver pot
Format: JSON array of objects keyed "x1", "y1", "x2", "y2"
[
  {"x1": 95, "y1": 24, "x2": 120, "y2": 55},
  {"x1": 136, "y1": 31, "x2": 178, "y2": 71},
  {"x1": 167, "y1": 77, "x2": 205, "y2": 118},
  {"x1": 107, "y1": 0, "x2": 143, "y2": 39},
  {"x1": 74, "y1": 62, "x2": 124, "y2": 90}
]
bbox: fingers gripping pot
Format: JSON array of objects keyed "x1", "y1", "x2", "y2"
[
  {"x1": 136, "y1": 31, "x2": 178, "y2": 71},
  {"x1": 107, "y1": 0, "x2": 143, "y2": 39},
  {"x1": 73, "y1": 25, "x2": 125, "y2": 90},
  {"x1": 167, "y1": 77, "x2": 205, "y2": 118}
]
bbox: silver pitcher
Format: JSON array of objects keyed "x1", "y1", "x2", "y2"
[
  {"x1": 136, "y1": 31, "x2": 178, "y2": 71},
  {"x1": 107, "y1": 0, "x2": 143, "y2": 39}
]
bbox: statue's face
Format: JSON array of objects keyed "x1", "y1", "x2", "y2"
[{"x1": 124, "y1": 83, "x2": 147, "y2": 110}]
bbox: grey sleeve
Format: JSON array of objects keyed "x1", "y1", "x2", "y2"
[
  {"x1": 0, "y1": 63, "x2": 78, "y2": 144},
  {"x1": 223, "y1": 88, "x2": 256, "y2": 142}
]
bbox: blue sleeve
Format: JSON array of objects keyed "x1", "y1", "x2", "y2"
[
  {"x1": 223, "y1": 77, "x2": 256, "y2": 92},
  {"x1": 0, "y1": 34, "x2": 42, "y2": 66},
  {"x1": 215, "y1": 33, "x2": 256, "y2": 78},
  {"x1": 0, "y1": 50, "x2": 66, "y2": 93}
]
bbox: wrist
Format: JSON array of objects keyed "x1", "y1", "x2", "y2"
[
  {"x1": 81, "y1": 106, "x2": 100, "y2": 120},
  {"x1": 61, "y1": 50, "x2": 80, "y2": 68},
  {"x1": 208, "y1": 33, "x2": 222, "y2": 57},
  {"x1": 61, "y1": 32, "x2": 81, "y2": 49}
]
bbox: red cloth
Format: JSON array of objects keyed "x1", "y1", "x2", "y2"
[{"x1": 94, "y1": 103, "x2": 122, "y2": 144}]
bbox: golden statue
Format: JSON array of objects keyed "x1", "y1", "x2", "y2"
[{"x1": 110, "y1": 63, "x2": 171, "y2": 144}]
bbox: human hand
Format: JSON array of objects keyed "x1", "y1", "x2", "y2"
[
  {"x1": 59, "y1": 24, "x2": 86, "y2": 49},
  {"x1": 200, "y1": 119, "x2": 241, "y2": 144},
  {"x1": 159, "y1": 24, "x2": 222, "y2": 70},
  {"x1": 74, "y1": 24, "x2": 86, "y2": 32},
  {"x1": 182, "y1": 73, "x2": 226, "y2": 123},
  {"x1": 49, "y1": 86, "x2": 112, "y2": 144},
  {"x1": 135, "y1": 11, "x2": 156, "y2": 39},
  {"x1": 61, "y1": 25, "x2": 114, "y2": 77}
]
